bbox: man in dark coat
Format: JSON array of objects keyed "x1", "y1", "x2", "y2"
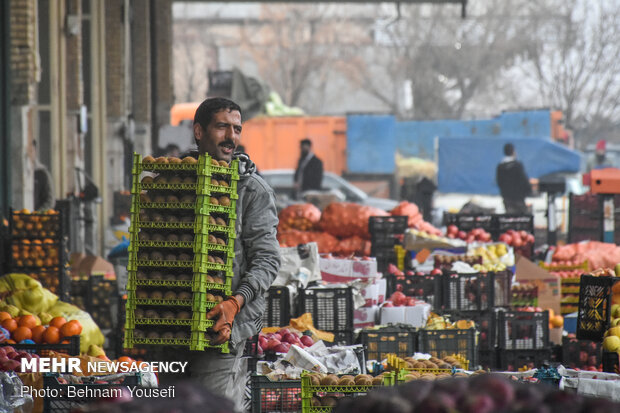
[
  {"x1": 496, "y1": 143, "x2": 532, "y2": 214},
  {"x1": 294, "y1": 138, "x2": 323, "y2": 199}
]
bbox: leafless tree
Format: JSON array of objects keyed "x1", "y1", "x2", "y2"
[
  {"x1": 237, "y1": 5, "x2": 343, "y2": 111},
  {"x1": 340, "y1": 1, "x2": 537, "y2": 120},
  {"x1": 520, "y1": 0, "x2": 620, "y2": 146}
]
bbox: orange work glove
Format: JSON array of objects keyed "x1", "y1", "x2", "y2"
[{"x1": 206, "y1": 297, "x2": 241, "y2": 345}]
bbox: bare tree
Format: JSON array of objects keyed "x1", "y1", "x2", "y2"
[
  {"x1": 237, "y1": 5, "x2": 342, "y2": 111},
  {"x1": 521, "y1": 0, "x2": 620, "y2": 146},
  {"x1": 340, "y1": 1, "x2": 537, "y2": 120}
]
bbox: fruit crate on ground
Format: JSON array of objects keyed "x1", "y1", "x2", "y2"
[
  {"x1": 299, "y1": 287, "x2": 354, "y2": 346},
  {"x1": 358, "y1": 325, "x2": 417, "y2": 362},
  {"x1": 263, "y1": 286, "x2": 292, "y2": 328},
  {"x1": 300, "y1": 372, "x2": 394, "y2": 413},
  {"x1": 498, "y1": 349, "x2": 552, "y2": 371},
  {"x1": 251, "y1": 375, "x2": 301, "y2": 413},
  {"x1": 441, "y1": 271, "x2": 497, "y2": 312},
  {"x1": 43, "y1": 372, "x2": 141, "y2": 413},
  {"x1": 440, "y1": 309, "x2": 497, "y2": 350},
  {"x1": 8, "y1": 209, "x2": 70, "y2": 300},
  {"x1": 562, "y1": 336, "x2": 602, "y2": 371},
  {"x1": 576, "y1": 275, "x2": 619, "y2": 341},
  {"x1": 385, "y1": 273, "x2": 442, "y2": 308},
  {"x1": 417, "y1": 328, "x2": 476, "y2": 367},
  {"x1": 497, "y1": 310, "x2": 549, "y2": 350}
]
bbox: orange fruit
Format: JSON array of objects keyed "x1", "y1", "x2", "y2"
[
  {"x1": 31, "y1": 325, "x2": 46, "y2": 344},
  {"x1": 6, "y1": 339, "x2": 16, "y2": 344},
  {"x1": 0, "y1": 312, "x2": 12, "y2": 322},
  {"x1": 49, "y1": 316, "x2": 67, "y2": 329},
  {"x1": 1, "y1": 318, "x2": 18, "y2": 333},
  {"x1": 60, "y1": 320, "x2": 82, "y2": 337},
  {"x1": 43, "y1": 326, "x2": 61, "y2": 344},
  {"x1": 18, "y1": 315, "x2": 38, "y2": 329},
  {"x1": 12, "y1": 326, "x2": 32, "y2": 342}
]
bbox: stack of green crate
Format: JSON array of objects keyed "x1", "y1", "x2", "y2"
[{"x1": 124, "y1": 153, "x2": 239, "y2": 352}]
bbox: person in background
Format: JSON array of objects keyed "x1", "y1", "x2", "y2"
[
  {"x1": 586, "y1": 139, "x2": 612, "y2": 172},
  {"x1": 496, "y1": 143, "x2": 531, "y2": 215},
  {"x1": 294, "y1": 138, "x2": 323, "y2": 199},
  {"x1": 33, "y1": 140, "x2": 55, "y2": 211},
  {"x1": 163, "y1": 143, "x2": 181, "y2": 158}
]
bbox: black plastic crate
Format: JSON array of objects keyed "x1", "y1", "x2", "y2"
[
  {"x1": 576, "y1": 275, "x2": 618, "y2": 341},
  {"x1": 442, "y1": 272, "x2": 495, "y2": 311},
  {"x1": 43, "y1": 372, "x2": 141, "y2": 413},
  {"x1": 493, "y1": 214, "x2": 534, "y2": 238},
  {"x1": 251, "y1": 375, "x2": 301, "y2": 413},
  {"x1": 498, "y1": 349, "x2": 552, "y2": 371},
  {"x1": 478, "y1": 349, "x2": 498, "y2": 370},
  {"x1": 358, "y1": 325, "x2": 417, "y2": 361},
  {"x1": 385, "y1": 273, "x2": 442, "y2": 308},
  {"x1": 299, "y1": 287, "x2": 354, "y2": 345},
  {"x1": 369, "y1": 216, "x2": 408, "y2": 237},
  {"x1": 418, "y1": 328, "x2": 477, "y2": 367},
  {"x1": 0, "y1": 335, "x2": 80, "y2": 357},
  {"x1": 263, "y1": 286, "x2": 291, "y2": 328},
  {"x1": 603, "y1": 351, "x2": 619, "y2": 374},
  {"x1": 497, "y1": 310, "x2": 549, "y2": 350},
  {"x1": 561, "y1": 336, "x2": 602, "y2": 370},
  {"x1": 370, "y1": 233, "x2": 403, "y2": 252},
  {"x1": 444, "y1": 213, "x2": 494, "y2": 233},
  {"x1": 441, "y1": 309, "x2": 497, "y2": 350},
  {"x1": 374, "y1": 249, "x2": 399, "y2": 274},
  {"x1": 568, "y1": 193, "x2": 603, "y2": 243}
]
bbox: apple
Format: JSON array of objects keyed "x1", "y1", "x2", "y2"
[
  {"x1": 282, "y1": 333, "x2": 299, "y2": 344},
  {"x1": 265, "y1": 338, "x2": 281, "y2": 351},
  {"x1": 273, "y1": 343, "x2": 290, "y2": 353},
  {"x1": 2, "y1": 360, "x2": 20, "y2": 371},
  {"x1": 447, "y1": 225, "x2": 458, "y2": 235},
  {"x1": 0, "y1": 348, "x2": 6, "y2": 358},
  {"x1": 6, "y1": 352, "x2": 18, "y2": 360},
  {"x1": 3, "y1": 346, "x2": 15, "y2": 354},
  {"x1": 277, "y1": 328, "x2": 290, "y2": 337},
  {"x1": 383, "y1": 302, "x2": 394, "y2": 308},
  {"x1": 457, "y1": 231, "x2": 467, "y2": 240},
  {"x1": 430, "y1": 268, "x2": 442, "y2": 276},
  {"x1": 498, "y1": 234, "x2": 512, "y2": 244},
  {"x1": 273, "y1": 333, "x2": 282, "y2": 341},
  {"x1": 300, "y1": 335, "x2": 314, "y2": 347}
]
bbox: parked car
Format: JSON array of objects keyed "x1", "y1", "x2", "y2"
[{"x1": 261, "y1": 169, "x2": 398, "y2": 211}]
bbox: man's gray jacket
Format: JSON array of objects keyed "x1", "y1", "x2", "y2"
[{"x1": 229, "y1": 153, "x2": 280, "y2": 346}]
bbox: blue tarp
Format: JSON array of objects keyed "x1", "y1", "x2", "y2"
[
  {"x1": 347, "y1": 114, "x2": 396, "y2": 174},
  {"x1": 437, "y1": 137, "x2": 582, "y2": 194}
]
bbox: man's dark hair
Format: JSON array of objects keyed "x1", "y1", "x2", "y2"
[
  {"x1": 193, "y1": 97, "x2": 241, "y2": 131},
  {"x1": 504, "y1": 143, "x2": 515, "y2": 156},
  {"x1": 300, "y1": 138, "x2": 312, "y2": 146}
]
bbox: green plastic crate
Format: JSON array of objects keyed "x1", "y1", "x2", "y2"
[
  {"x1": 140, "y1": 182, "x2": 198, "y2": 191},
  {"x1": 300, "y1": 372, "x2": 394, "y2": 413}
]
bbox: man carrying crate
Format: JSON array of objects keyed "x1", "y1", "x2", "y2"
[{"x1": 184, "y1": 98, "x2": 280, "y2": 408}]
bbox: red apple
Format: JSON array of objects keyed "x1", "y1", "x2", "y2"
[
  {"x1": 447, "y1": 225, "x2": 459, "y2": 235},
  {"x1": 430, "y1": 268, "x2": 442, "y2": 276},
  {"x1": 265, "y1": 338, "x2": 281, "y2": 351},
  {"x1": 282, "y1": 333, "x2": 299, "y2": 344},
  {"x1": 277, "y1": 328, "x2": 290, "y2": 336},
  {"x1": 273, "y1": 343, "x2": 290, "y2": 353},
  {"x1": 499, "y1": 234, "x2": 512, "y2": 244},
  {"x1": 457, "y1": 231, "x2": 467, "y2": 240},
  {"x1": 300, "y1": 335, "x2": 314, "y2": 347}
]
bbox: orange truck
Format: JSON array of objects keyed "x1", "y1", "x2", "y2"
[{"x1": 170, "y1": 103, "x2": 347, "y2": 174}]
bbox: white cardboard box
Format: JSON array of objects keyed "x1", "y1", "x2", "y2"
[
  {"x1": 354, "y1": 306, "x2": 379, "y2": 328},
  {"x1": 320, "y1": 257, "x2": 378, "y2": 283},
  {"x1": 379, "y1": 303, "x2": 431, "y2": 328}
]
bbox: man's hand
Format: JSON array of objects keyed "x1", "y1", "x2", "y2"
[{"x1": 206, "y1": 296, "x2": 242, "y2": 345}]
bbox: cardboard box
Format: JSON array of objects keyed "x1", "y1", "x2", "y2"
[
  {"x1": 354, "y1": 306, "x2": 378, "y2": 328},
  {"x1": 379, "y1": 302, "x2": 431, "y2": 328},
  {"x1": 515, "y1": 254, "x2": 561, "y2": 315},
  {"x1": 320, "y1": 257, "x2": 378, "y2": 283},
  {"x1": 75, "y1": 255, "x2": 116, "y2": 280}
]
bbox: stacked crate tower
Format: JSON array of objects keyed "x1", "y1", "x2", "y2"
[{"x1": 124, "y1": 153, "x2": 238, "y2": 352}]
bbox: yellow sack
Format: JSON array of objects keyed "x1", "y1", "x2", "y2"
[
  {"x1": 48, "y1": 301, "x2": 105, "y2": 354},
  {"x1": 0, "y1": 273, "x2": 59, "y2": 313},
  {"x1": 289, "y1": 313, "x2": 334, "y2": 343}
]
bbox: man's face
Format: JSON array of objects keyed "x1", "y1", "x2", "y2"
[
  {"x1": 300, "y1": 143, "x2": 311, "y2": 157},
  {"x1": 194, "y1": 109, "x2": 242, "y2": 162}
]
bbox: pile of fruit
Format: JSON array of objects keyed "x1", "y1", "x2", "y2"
[
  {"x1": 257, "y1": 328, "x2": 315, "y2": 354},
  {"x1": 469, "y1": 243, "x2": 510, "y2": 269},
  {"x1": 434, "y1": 255, "x2": 482, "y2": 269},
  {"x1": 0, "y1": 313, "x2": 82, "y2": 345},
  {"x1": 304, "y1": 372, "x2": 392, "y2": 409},
  {"x1": 563, "y1": 334, "x2": 601, "y2": 371},
  {"x1": 511, "y1": 283, "x2": 538, "y2": 307},
  {"x1": 602, "y1": 304, "x2": 620, "y2": 354},
  {"x1": 445, "y1": 225, "x2": 492, "y2": 243},
  {"x1": 425, "y1": 313, "x2": 475, "y2": 331},
  {"x1": 11, "y1": 209, "x2": 60, "y2": 238},
  {"x1": 497, "y1": 230, "x2": 534, "y2": 249},
  {"x1": 125, "y1": 154, "x2": 237, "y2": 351}
]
